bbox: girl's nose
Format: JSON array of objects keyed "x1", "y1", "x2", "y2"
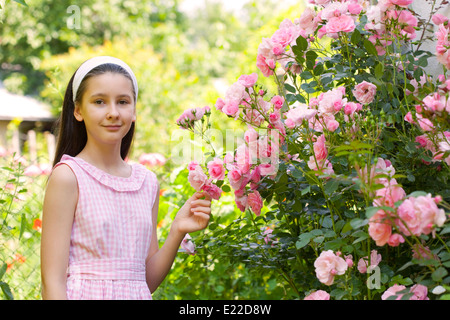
[{"x1": 106, "y1": 104, "x2": 120, "y2": 119}]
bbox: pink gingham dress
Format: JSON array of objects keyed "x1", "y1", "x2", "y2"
[{"x1": 55, "y1": 154, "x2": 158, "y2": 300}]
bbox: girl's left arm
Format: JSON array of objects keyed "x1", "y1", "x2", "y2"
[{"x1": 145, "y1": 183, "x2": 211, "y2": 293}]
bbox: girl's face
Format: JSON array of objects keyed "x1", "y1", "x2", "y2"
[{"x1": 74, "y1": 72, "x2": 136, "y2": 148}]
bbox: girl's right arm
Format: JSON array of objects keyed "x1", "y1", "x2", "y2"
[{"x1": 40, "y1": 164, "x2": 78, "y2": 300}]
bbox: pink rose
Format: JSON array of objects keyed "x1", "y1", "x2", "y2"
[
  {"x1": 271, "y1": 95, "x2": 285, "y2": 110},
  {"x1": 368, "y1": 210, "x2": 392, "y2": 246},
  {"x1": 188, "y1": 166, "x2": 208, "y2": 191},
  {"x1": 238, "y1": 73, "x2": 258, "y2": 88},
  {"x1": 187, "y1": 160, "x2": 199, "y2": 171},
  {"x1": 325, "y1": 15, "x2": 356, "y2": 34},
  {"x1": 201, "y1": 181, "x2": 222, "y2": 200},
  {"x1": 181, "y1": 234, "x2": 196, "y2": 255},
  {"x1": 410, "y1": 284, "x2": 429, "y2": 300},
  {"x1": 352, "y1": 81, "x2": 377, "y2": 105},
  {"x1": 396, "y1": 194, "x2": 446, "y2": 236},
  {"x1": 271, "y1": 26, "x2": 299, "y2": 49},
  {"x1": 234, "y1": 192, "x2": 248, "y2": 212},
  {"x1": 257, "y1": 54, "x2": 275, "y2": 77},
  {"x1": 298, "y1": 7, "x2": 319, "y2": 35},
  {"x1": 432, "y1": 13, "x2": 449, "y2": 25},
  {"x1": 313, "y1": 134, "x2": 328, "y2": 161},
  {"x1": 207, "y1": 157, "x2": 225, "y2": 180},
  {"x1": 381, "y1": 284, "x2": 406, "y2": 300},
  {"x1": 390, "y1": 0, "x2": 413, "y2": 7},
  {"x1": 228, "y1": 168, "x2": 244, "y2": 190},
  {"x1": 222, "y1": 100, "x2": 240, "y2": 118},
  {"x1": 247, "y1": 190, "x2": 263, "y2": 216},
  {"x1": 314, "y1": 250, "x2": 348, "y2": 285},
  {"x1": 357, "y1": 250, "x2": 382, "y2": 273},
  {"x1": 304, "y1": 290, "x2": 330, "y2": 300},
  {"x1": 285, "y1": 103, "x2": 317, "y2": 128},
  {"x1": 387, "y1": 233, "x2": 405, "y2": 247}
]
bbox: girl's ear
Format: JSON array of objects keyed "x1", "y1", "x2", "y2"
[
  {"x1": 73, "y1": 102, "x2": 84, "y2": 122},
  {"x1": 132, "y1": 107, "x2": 137, "y2": 122}
]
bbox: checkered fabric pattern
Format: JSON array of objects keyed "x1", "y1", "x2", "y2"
[{"x1": 55, "y1": 155, "x2": 158, "y2": 300}]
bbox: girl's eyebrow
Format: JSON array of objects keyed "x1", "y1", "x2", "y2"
[{"x1": 90, "y1": 93, "x2": 133, "y2": 99}]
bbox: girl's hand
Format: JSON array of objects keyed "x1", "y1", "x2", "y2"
[{"x1": 172, "y1": 192, "x2": 212, "y2": 235}]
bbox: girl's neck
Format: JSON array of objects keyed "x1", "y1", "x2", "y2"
[{"x1": 76, "y1": 141, "x2": 131, "y2": 178}]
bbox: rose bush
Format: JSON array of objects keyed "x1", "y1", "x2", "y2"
[{"x1": 178, "y1": 0, "x2": 450, "y2": 300}]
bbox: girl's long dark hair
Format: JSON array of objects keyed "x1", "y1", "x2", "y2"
[{"x1": 52, "y1": 63, "x2": 136, "y2": 167}]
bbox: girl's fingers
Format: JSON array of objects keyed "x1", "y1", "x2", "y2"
[
  {"x1": 191, "y1": 199, "x2": 211, "y2": 207},
  {"x1": 191, "y1": 206, "x2": 211, "y2": 214}
]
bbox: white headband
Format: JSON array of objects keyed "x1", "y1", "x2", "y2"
[{"x1": 72, "y1": 56, "x2": 138, "y2": 103}]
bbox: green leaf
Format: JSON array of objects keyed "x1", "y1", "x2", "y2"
[
  {"x1": 363, "y1": 40, "x2": 378, "y2": 56},
  {"x1": 284, "y1": 83, "x2": 296, "y2": 93},
  {"x1": 0, "y1": 264, "x2": 6, "y2": 281},
  {"x1": 432, "y1": 267, "x2": 448, "y2": 282},
  {"x1": 13, "y1": 0, "x2": 28, "y2": 6},
  {"x1": 374, "y1": 62, "x2": 384, "y2": 80},
  {"x1": 351, "y1": 29, "x2": 361, "y2": 45},
  {"x1": 0, "y1": 282, "x2": 13, "y2": 300},
  {"x1": 296, "y1": 36, "x2": 308, "y2": 52}
]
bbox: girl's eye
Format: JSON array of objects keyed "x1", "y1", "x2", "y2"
[
  {"x1": 94, "y1": 100, "x2": 104, "y2": 105},
  {"x1": 119, "y1": 100, "x2": 130, "y2": 105}
]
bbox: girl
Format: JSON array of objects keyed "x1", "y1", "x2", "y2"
[{"x1": 40, "y1": 56, "x2": 212, "y2": 300}]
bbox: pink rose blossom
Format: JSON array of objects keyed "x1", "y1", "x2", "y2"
[
  {"x1": 313, "y1": 134, "x2": 328, "y2": 161},
  {"x1": 181, "y1": 234, "x2": 196, "y2": 255},
  {"x1": 390, "y1": 0, "x2": 413, "y2": 7},
  {"x1": 248, "y1": 190, "x2": 263, "y2": 216},
  {"x1": 257, "y1": 54, "x2": 275, "y2": 77},
  {"x1": 187, "y1": 160, "x2": 199, "y2": 171},
  {"x1": 326, "y1": 15, "x2": 356, "y2": 34},
  {"x1": 201, "y1": 181, "x2": 222, "y2": 200},
  {"x1": 387, "y1": 233, "x2": 405, "y2": 247},
  {"x1": 307, "y1": 156, "x2": 334, "y2": 176},
  {"x1": 358, "y1": 250, "x2": 382, "y2": 273},
  {"x1": 285, "y1": 103, "x2": 317, "y2": 128},
  {"x1": 381, "y1": 284, "x2": 406, "y2": 300},
  {"x1": 298, "y1": 7, "x2": 319, "y2": 35},
  {"x1": 314, "y1": 250, "x2": 348, "y2": 285},
  {"x1": 207, "y1": 158, "x2": 225, "y2": 180},
  {"x1": 228, "y1": 168, "x2": 244, "y2": 190},
  {"x1": 271, "y1": 95, "x2": 285, "y2": 110},
  {"x1": 188, "y1": 165, "x2": 208, "y2": 191},
  {"x1": 396, "y1": 194, "x2": 447, "y2": 236},
  {"x1": 234, "y1": 192, "x2": 248, "y2": 212},
  {"x1": 368, "y1": 210, "x2": 392, "y2": 246},
  {"x1": 222, "y1": 100, "x2": 240, "y2": 119},
  {"x1": 304, "y1": 290, "x2": 330, "y2": 300},
  {"x1": 238, "y1": 73, "x2": 258, "y2": 88},
  {"x1": 432, "y1": 13, "x2": 449, "y2": 25},
  {"x1": 352, "y1": 81, "x2": 377, "y2": 104}
]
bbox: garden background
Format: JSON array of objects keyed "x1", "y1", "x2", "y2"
[{"x1": 0, "y1": 0, "x2": 302, "y2": 300}]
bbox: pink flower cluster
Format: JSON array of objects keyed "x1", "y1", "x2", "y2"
[
  {"x1": 312, "y1": 0, "x2": 363, "y2": 39},
  {"x1": 364, "y1": 0, "x2": 417, "y2": 55},
  {"x1": 176, "y1": 106, "x2": 211, "y2": 130},
  {"x1": 365, "y1": 157, "x2": 447, "y2": 246},
  {"x1": 224, "y1": 127, "x2": 282, "y2": 216},
  {"x1": 256, "y1": 18, "x2": 310, "y2": 77},
  {"x1": 434, "y1": 14, "x2": 450, "y2": 69},
  {"x1": 405, "y1": 74, "x2": 450, "y2": 167},
  {"x1": 370, "y1": 192, "x2": 446, "y2": 246},
  {"x1": 187, "y1": 160, "x2": 223, "y2": 200},
  {"x1": 382, "y1": 283, "x2": 429, "y2": 300}
]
